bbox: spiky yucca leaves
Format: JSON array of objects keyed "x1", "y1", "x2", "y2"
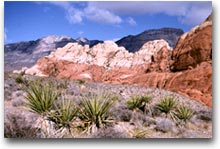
[
  {"x1": 156, "y1": 96, "x2": 176, "y2": 114},
  {"x1": 174, "y1": 105, "x2": 194, "y2": 121},
  {"x1": 127, "y1": 96, "x2": 152, "y2": 112},
  {"x1": 79, "y1": 93, "x2": 115, "y2": 131},
  {"x1": 24, "y1": 80, "x2": 60, "y2": 115},
  {"x1": 48, "y1": 99, "x2": 78, "y2": 128}
]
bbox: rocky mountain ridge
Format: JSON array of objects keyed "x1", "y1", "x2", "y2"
[
  {"x1": 4, "y1": 35, "x2": 103, "y2": 71},
  {"x1": 5, "y1": 27, "x2": 184, "y2": 71},
  {"x1": 116, "y1": 27, "x2": 184, "y2": 52}
]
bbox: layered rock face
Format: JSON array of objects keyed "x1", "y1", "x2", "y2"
[
  {"x1": 21, "y1": 14, "x2": 212, "y2": 107},
  {"x1": 171, "y1": 21, "x2": 212, "y2": 71},
  {"x1": 24, "y1": 39, "x2": 171, "y2": 78},
  {"x1": 116, "y1": 28, "x2": 184, "y2": 52},
  {"x1": 169, "y1": 15, "x2": 212, "y2": 106}
]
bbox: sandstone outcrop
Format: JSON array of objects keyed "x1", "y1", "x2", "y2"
[
  {"x1": 171, "y1": 19, "x2": 212, "y2": 71},
  {"x1": 23, "y1": 39, "x2": 171, "y2": 83}
]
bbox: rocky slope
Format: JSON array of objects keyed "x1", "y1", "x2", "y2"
[
  {"x1": 4, "y1": 35, "x2": 103, "y2": 71},
  {"x1": 4, "y1": 73, "x2": 212, "y2": 138},
  {"x1": 116, "y1": 28, "x2": 184, "y2": 52}
]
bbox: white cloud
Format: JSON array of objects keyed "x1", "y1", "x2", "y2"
[
  {"x1": 88, "y1": 1, "x2": 189, "y2": 15},
  {"x1": 88, "y1": 1, "x2": 212, "y2": 26},
  {"x1": 45, "y1": 1, "x2": 122, "y2": 25},
  {"x1": 85, "y1": 6, "x2": 122, "y2": 24},
  {"x1": 47, "y1": 2, "x2": 83, "y2": 24},
  {"x1": 42, "y1": 1, "x2": 212, "y2": 26},
  {"x1": 178, "y1": 4, "x2": 212, "y2": 25},
  {"x1": 127, "y1": 17, "x2": 137, "y2": 26},
  {"x1": 48, "y1": 1, "x2": 71, "y2": 9},
  {"x1": 66, "y1": 7, "x2": 83, "y2": 24}
]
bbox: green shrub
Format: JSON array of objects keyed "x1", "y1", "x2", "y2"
[
  {"x1": 156, "y1": 96, "x2": 176, "y2": 114},
  {"x1": 15, "y1": 74, "x2": 24, "y2": 84},
  {"x1": 174, "y1": 105, "x2": 194, "y2": 121},
  {"x1": 127, "y1": 95, "x2": 152, "y2": 112},
  {"x1": 24, "y1": 80, "x2": 60, "y2": 115},
  {"x1": 77, "y1": 79, "x2": 85, "y2": 85},
  {"x1": 79, "y1": 93, "x2": 115, "y2": 131},
  {"x1": 48, "y1": 99, "x2": 78, "y2": 128}
]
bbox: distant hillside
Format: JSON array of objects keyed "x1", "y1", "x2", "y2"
[
  {"x1": 116, "y1": 28, "x2": 184, "y2": 52},
  {"x1": 4, "y1": 35, "x2": 103, "y2": 71}
]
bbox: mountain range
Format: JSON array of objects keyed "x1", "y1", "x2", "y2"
[
  {"x1": 4, "y1": 27, "x2": 183, "y2": 71},
  {"x1": 116, "y1": 28, "x2": 184, "y2": 52},
  {"x1": 4, "y1": 35, "x2": 103, "y2": 71}
]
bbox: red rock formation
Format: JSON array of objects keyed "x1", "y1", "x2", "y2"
[
  {"x1": 171, "y1": 19, "x2": 212, "y2": 71},
  {"x1": 148, "y1": 46, "x2": 172, "y2": 72}
]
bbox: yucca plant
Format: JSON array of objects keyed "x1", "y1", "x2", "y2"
[
  {"x1": 174, "y1": 105, "x2": 194, "y2": 121},
  {"x1": 156, "y1": 96, "x2": 176, "y2": 114},
  {"x1": 127, "y1": 95, "x2": 152, "y2": 112},
  {"x1": 24, "y1": 80, "x2": 60, "y2": 115},
  {"x1": 79, "y1": 93, "x2": 115, "y2": 131},
  {"x1": 48, "y1": 99, "x2": 78, "y2": 128}
]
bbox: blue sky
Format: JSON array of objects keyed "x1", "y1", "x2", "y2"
[{"x1": 4, "y1": 1, "x2": 212, "y2": 44}]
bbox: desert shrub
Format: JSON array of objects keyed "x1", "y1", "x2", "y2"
[
  {"x1": 24, "y1": 80, "x2": 60, "y2": 115},
  {"x1": 156, "y1": 96, "x2": 176, "y2": 114},
  {"x1": 92, "y1": 126, "x2": 128, "y2": 138},
  {"x1": 57, "y1": 79, "x2": 69, "y2": 89},
  {"x1": 48, "y1": 99, "x2": 78, "y2": 128},
  {"x1": 127, "y1": 95, "x2": 152, "y2": 112},
  {"x1": 77, "y1": 79, "x2": 85, "y2": 85},
  {"x1": 132, "y1": 127, "x2": 148, "y2": 138},
  {"x1": 174, "y1": 105, "x2": 194, "y2": 121},
  {"x1": 4, "y1": 112, "x2": 39, "y2": 138},
  {"x1": 109, "y1": 94, "x2": 121, "y2": 102},
  {"x1": 15, "y1": 74, "x2": 24, "y2": 84},
  {"x1": 79, "y1": 92, "x2": 115, "y2": 131},
  {"x1": 15, "y1": 71, "x2": 27, "y2": 84},
  {"x1": 115, "y1": 108, "x2": 133, "y2": 122}
]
